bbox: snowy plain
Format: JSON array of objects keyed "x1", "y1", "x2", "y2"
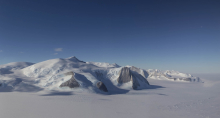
[{"x1": 0, "y1": 57, "x2": 219, "y2": 118}]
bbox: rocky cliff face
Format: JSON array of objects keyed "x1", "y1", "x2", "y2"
[
  {"x1": 96, "y1": 81, "x2": 108, "y2": 92},
  {"x1": 117, "y1": 67, "x2": 132, "y2": 84},
  {"x1": 60, "y1": 72, "x2": 80, "y2": 88},
  {"x1": 117, "y1": 67, "x2": 150, "y2": 90}
]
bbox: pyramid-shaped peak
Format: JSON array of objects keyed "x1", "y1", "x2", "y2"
[
  {"x1": 66, "y1": 56, "x2": 85, "y2": 63},
  {"x1": 67, "y1": 56, "x2": 77, "y2": 59}
]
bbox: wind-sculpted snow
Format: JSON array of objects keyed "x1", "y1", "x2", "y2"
[{"x1": 0, "y1": 56, "x2": 201, "y2": 94}]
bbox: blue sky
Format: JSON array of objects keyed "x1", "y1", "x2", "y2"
[{"x1": 0, "y1": 0, "x2": 220, "y2": 73}]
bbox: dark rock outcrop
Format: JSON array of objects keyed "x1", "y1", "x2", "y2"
[
  {"x1": 132, "y1": 72, "x2": 149, "y2": 85},
  {"x1": 96, "y1": 81, "x2": 108, "y2": 92},
  {"x1": 117, "y1": 67, "x2": 132, "y2": 84},
  {"x1": 131, "y1": 75, "x2": 140, "y2": 90},
  {"x1": 67, "y1": 56, "x2": 86, "y2": 63},
  {"x1": 60, "y1": 72, "x2": 80, "y2": 88},
  {"x1": 117, "y1": 67, "x2": 150, "y2": 90}
]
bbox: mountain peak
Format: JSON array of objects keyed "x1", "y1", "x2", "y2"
[
  {"x1": 66, "y1": 56, "x2": 85, "y2": 63},
  {"x1": 66, "y1": 56, "x2": 77, "y2": 59}
]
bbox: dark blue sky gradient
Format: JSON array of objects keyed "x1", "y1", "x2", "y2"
[{"x1": 0, "y1": 0, "x2": 220, "y2": 73}]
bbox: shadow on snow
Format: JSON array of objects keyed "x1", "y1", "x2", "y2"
[{"x1": 40, "y1": 91, "x2": 74, "y2": 96}]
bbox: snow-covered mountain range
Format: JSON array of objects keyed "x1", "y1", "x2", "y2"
[{"x1": 0, "y1": 56, "x2": 200, "y2": 94}]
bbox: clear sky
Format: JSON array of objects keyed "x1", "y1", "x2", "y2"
[{"x1": 0, "y1": 0, "x2": 220, "y2": 73}]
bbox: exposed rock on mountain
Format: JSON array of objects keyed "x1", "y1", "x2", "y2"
[
  {"x1": 96, "y1": 81, "x2": 108, "y2": 92},
  {"x1": 60, "y1": 72, "x2": 80, "y2": 88},
  {"x1": 117, "y1": 67, "x2": 150, "y2": 90},
  {"x1": 67, "y1": 56, "x2": 86, "y2": 63},
  {"x1": 117, "y1": 67, "x2": 132, "y2": 84}
]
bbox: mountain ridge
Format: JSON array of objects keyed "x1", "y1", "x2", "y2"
[{"x1": 0, "y1": 56, "x2": 200, "y2": 94}]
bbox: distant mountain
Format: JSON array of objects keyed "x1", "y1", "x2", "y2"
[
  {"x1": 0, "y1": 56, "x2": 200, "y2": 94},
  {"x1": 147, "y1": 69, "x2": 200, "y2": 82}
]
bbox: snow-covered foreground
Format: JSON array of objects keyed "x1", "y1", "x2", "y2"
[{"x1": 1, "y1": 73, "x2": 219, "y2": 118}]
